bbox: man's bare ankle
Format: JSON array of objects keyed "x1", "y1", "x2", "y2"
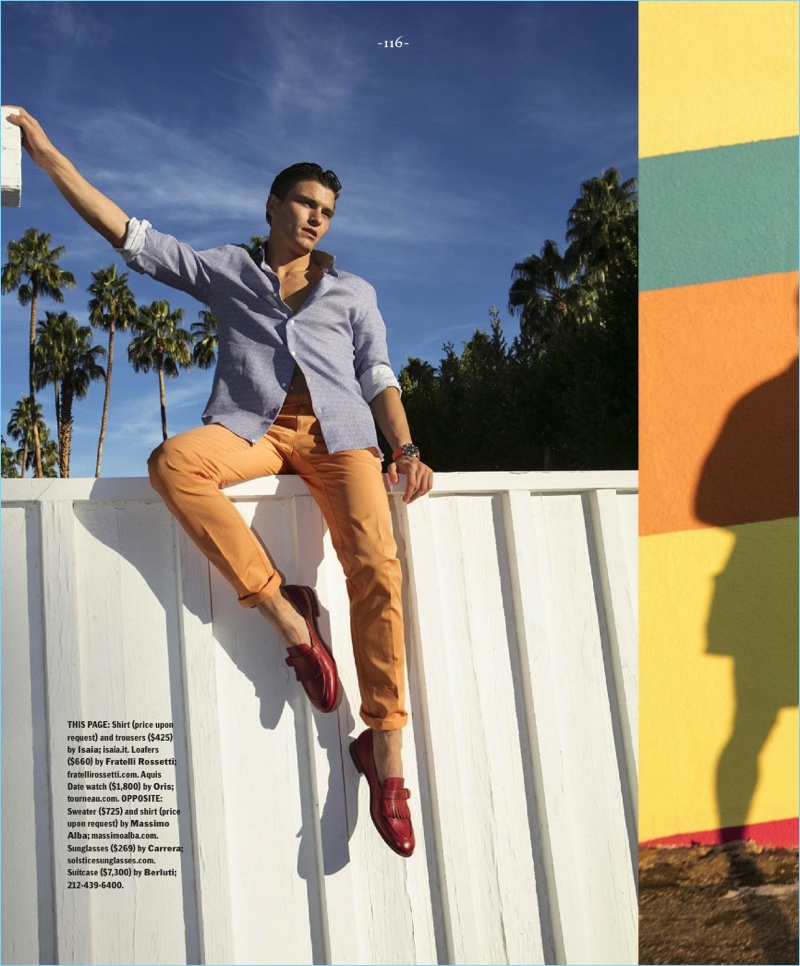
[
  {"x1": 257, "y1": 591, "x2": 310, "y2": 648},
  {"x1": 372, "y1": 729, "x2": 404, "y2": 781}
]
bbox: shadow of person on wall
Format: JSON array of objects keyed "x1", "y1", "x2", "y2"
[
  {"x1": 207, "y1": 495, "x2": 360, "y2": 883},
  {"x1": 81, "y1": 477, "x2": 360, "y2": 908},
  {"x1": 694, "y1": 352, "x2": 798, "y2": 962},
  {"x1": 211, "y1": 569, "x2": 359, "y2": 876}
]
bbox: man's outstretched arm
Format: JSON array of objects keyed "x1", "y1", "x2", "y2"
[{"x1": 7, "y1": 107, "x2": 130, "y2": 246}]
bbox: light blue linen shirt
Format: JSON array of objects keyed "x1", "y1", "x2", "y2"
[{"x1": 117, "y1": 218, "x2": 401, "y2": 451}]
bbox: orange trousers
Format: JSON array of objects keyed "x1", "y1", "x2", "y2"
[{"x1": 147, "y1": 394, "x2": 407, "y2": 730}]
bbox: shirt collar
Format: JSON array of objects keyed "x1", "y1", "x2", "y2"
[
  {"x1": 312, "y1": 248, "x2": 336, "y2": 272},
  {"x1": 256, "y1": 243, "x2": 338, "y2": 276}
]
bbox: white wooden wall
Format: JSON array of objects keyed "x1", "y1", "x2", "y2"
[{"x1": 2, "y1": 471, "x2": 638, "y2": 965}]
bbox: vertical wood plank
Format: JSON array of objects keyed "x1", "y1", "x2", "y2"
[
  {"x1": 404, "y1": 494, "x2": 536, "y2": 964},
  {"x1": 71, "y1": 501, "x2": 191, "y2": 964},
  {"x1": 1, "y1": 506, "x2": 53, "y2": 966},
  {"x1": 211, "y1": 496, "x2": 316, "y2": 964},
  {"x1": 176, "y1": 525, "x2": 236, "y2": 965},
  {"x1": 587, "y1": 489, "x2": 638, "y2": 789},
  {"x1": 39, "y1": 499, "x2": 92, "y2": 965},
  {"x1": 501, "y1": 490, "x2": 566, "y2": 965},
  {"x1": 537, "y1": 492, "x2": 637, "y2": 964},
  {"x1": 398, "y1": 494, "x2": 457, "y2": 965}
]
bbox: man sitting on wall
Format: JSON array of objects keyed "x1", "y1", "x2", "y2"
[{"x1": 9, "y1": 106, "x2": 434, "y2": 858}]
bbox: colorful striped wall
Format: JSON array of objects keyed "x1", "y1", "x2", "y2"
[{"x1": 639, "y1": 2, "x2": 799, "y2": 847}]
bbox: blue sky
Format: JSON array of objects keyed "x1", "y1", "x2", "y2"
[{"x1": 1, "y1": 1, "x2": 637, "y2": 477}]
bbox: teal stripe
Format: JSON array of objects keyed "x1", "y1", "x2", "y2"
[{"x1": 640, "y1": 137, "x2": 798, "y2": 291}]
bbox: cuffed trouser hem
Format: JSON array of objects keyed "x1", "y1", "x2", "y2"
[
  {"x1": 239, "y1": 571, "x2": 283, "y2": 609},
  {"x1": 360, "y1": 708, "x2": 408, "y2": 731}
]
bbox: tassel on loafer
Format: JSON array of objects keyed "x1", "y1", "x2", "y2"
[
  {"x1": 349, "y1": 727, "x2": 415, "y2": 857},
  {"x1": 282, "y1": 585, "x2": 342, "y2": 713}
]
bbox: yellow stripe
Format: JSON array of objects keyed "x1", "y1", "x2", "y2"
[
  {"x1": 640, "y1": 2, "x2": 799, "y2": 158},
  {"x1": 640, "y1": 520, "x2": 798, "y2": 841}
]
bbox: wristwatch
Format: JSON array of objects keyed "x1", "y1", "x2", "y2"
[{"x1": 392, "y1": 443, "x2": 421, "y2": 461}]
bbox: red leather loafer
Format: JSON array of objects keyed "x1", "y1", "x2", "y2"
[
  {"x1": 282, "y1": 585, "x2": 341, "y2": 713},
  {"x1": 349, "y1": 728, "x2": 415, "y2": 857}
]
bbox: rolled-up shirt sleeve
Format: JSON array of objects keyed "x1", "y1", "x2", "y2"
[
  {"x1": 360, "y1": 363, "x2": 401, "y2": 401},
  {"x1": 115, "y1": 217, "x2": 150, "y2": 261},
  {"x1": 113, "y1": 218, "x2": 216, "y2": 304},
  {"x1": 352, "y1": 282, "x2": 401, "y2": 402}
]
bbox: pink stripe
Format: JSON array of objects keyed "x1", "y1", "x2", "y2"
[{"x1": 640, "y1": 817, "x2": 798, "y2": 849}]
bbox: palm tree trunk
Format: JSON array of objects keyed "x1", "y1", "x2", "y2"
[
  {"x1": 29, "y1": 289, "x2": 43, "y2": 478},
  {"x1": 95, "y1": 324, "x2": 114, "y2": 477},
  {"x1": 54, "y1": 379, "x2": 61, "y2": 442},
  {"x1": 20, "y1": 442, "x2": 28, "y2": 479},
  {"x1": 158, "y1": 366, "x2": 168, "y2": 440},
  {"x1": 59, "y1": 383, "x2": 73, "y2": 478}
]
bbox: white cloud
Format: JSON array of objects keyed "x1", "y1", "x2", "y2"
[
  {"x1": 12, "y1": 1, "x2": 114, "y2": 48},
  {"x1": 65, "y1": 99, "x2": 491, "y2": 252}
]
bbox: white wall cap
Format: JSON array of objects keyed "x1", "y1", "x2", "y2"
[{"x1": 2, "y1": 106, "x2": 22, "y2": 207}]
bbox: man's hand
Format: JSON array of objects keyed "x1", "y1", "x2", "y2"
[
  {"x1": 5, "y1": 107, "x2": 129, "y2": 246},
  {"x1": 6, "y1": 107, "x2": 59, "y2": 169},
  {"x1": 388, "y1": 455, "x2": 434, "y2": 504},
  {"x1": 368, "y1": 387, "x2": 432, "y2": 503}
]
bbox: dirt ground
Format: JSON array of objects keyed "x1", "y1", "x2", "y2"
[{"x1": 639, "y1": 842, "x2": 799, "y2": 965}]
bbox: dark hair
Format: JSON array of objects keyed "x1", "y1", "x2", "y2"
[{"x1": 266, "y1": 163, "x2": 342, "y2": 225}]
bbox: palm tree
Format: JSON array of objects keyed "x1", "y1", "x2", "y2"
[
  {"x1": 88, "y1": 265, "x2": 138, "y2": 476},
  {"x1": 191, "y1": 308, "x2": 218, "y2": 369},
  {"x1": 24, "y1": 426, "x2": 59, "y2": 478},
  {"x1": 33, "y1": 311, "x2": 106, "y2": 477},
  {"x1": 128, "y1": 300, "x2": 193, "y2": 441},
  {"x1": 243, "y1": 235, "x2": 268, "y2": 257},
  {"x1": 7, "y1": 395, "x2": 44, "y2": 479},
  {"x1": 2, "y1": 436, "x2": 19, "y2": 478},
  {"x1": 566, "y1": 168, "x2": 638, "y2": 285},
  {"x1": 508, "y1": 239, "x2": 594, "y2": 346},
  {"x1": 1, "y1": 228, "x2": 76, "y2": 477},
  {"x1": 11, "y1": 425, "x2": 59, "y2": 478},
  {"x1": 32, "y1": 312, "x2": 65, "y2": 441}
]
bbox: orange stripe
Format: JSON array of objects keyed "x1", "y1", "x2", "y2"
[{"x1": 640, "y1": 272, "x2": 798, "y2": 536}]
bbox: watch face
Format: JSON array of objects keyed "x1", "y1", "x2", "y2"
[{"x1": 393, "y1": 444, "x2": 420, "y2": 461}]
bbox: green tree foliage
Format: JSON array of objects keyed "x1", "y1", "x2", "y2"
[
  {"x1": 566, "y1": 166, "x2": 637, "y2": 285},
  {"x1": 2, "y1": 228, "x2": 76, "y2": 477},
  {"x1": 508, "y1": 239, "x2": 596, "y2": 349},
  {"x1": 2, "y1": 436, "x2": 19, "y2": 478},
  {"x1": 400, "y1": 168, "x2": 637, "y2": 471},
  {"x1": 35, "y1": 428, "x2": 60, "y2": 478},
  {"x1": 191, "y1": 308, "x2": 219, "y2": 369},
  {"x1": 242, "y1": 235, "x2": 269, "y2": 257},
  {"x1": 6, "y1": 396, "x2": 59, "y2": 478},
  {"x1": 399, "y1": 309, "x2": 522, "y2": 471},
  {"x1": 88, "y1": 264, "x2": 138, "y2": 477},
  {"x1": 33, "y1": 312, "x2": 106, "y2": 478},
  {"x1": 128, "y1": 300, "x2": 193, "y2": 441},
  {"x1": 31, "y1": 311, "x2": 65, "y2": 442},
  {"x1": 6, "y1": 395, "x2": 41, "y2": 479}
]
